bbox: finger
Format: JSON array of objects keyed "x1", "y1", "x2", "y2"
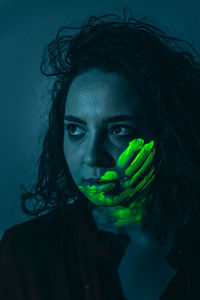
[
  {"x1": 133, "y1": 166, "x2": 155, "y2": 193},
  {"x1": 88, "y1": 192, "x2": 113, "y2": 206},
  {"x1": 125, "y1": 140, "x2": 155, "y2": 176},
  {"x1": 80, "y1": 183, "x2": 120, "y2": 206},
  {"x1": 141, "y1": 171, "x2": 156, "y2": 192},
  {"x1": 128, "y1": 147, "x2": 155, "y2": 186},
  {"x1": 122, "y1": 149, "x2": 155, "y2": 189},
  {"x1": 119, "y1": 166, "x2": 156, "y2": 203},
  {"x1": 85, "y1": 183, "x2": 115, "y2": 194},
  {"x1": 129, "y1": 195, "x2": 147, "y2": 209},
  {"x1": 79, "y1": 185, "x2": 114, "y2": 205},
  {"x1": 117, "y1": 138, "x2": 144, "y2": 168},
  {"x1": 99, "y1": 171, "x2": 119, "y2": 182},
  {"x1": 92, "y1": 183, "x2": 116, "y2": 193}
]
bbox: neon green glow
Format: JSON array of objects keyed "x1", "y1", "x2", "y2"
[
  {"x1": 79, "y1": 165, "x2": 155, "y2": 206},
  {"x1": 78, "y1": 138, "x2": 157, "y2": 226},
  {"x1": 99, "y1": 171, "x2": 119, "y2": 182},
  {"x1": 109, "y1": 195, "x2": 147, "y2": 226},
  {"x1": 125, "y1": 141, "x2": 154, "y2": 176},
  {"x1": 122, "y1": 147, "x2": 155, "y2": 188},
  {"x1": 117, "y1": 138, "x2": 144, "y2": 168}
]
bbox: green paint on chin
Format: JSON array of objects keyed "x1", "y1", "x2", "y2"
[
  {"x1": 80, "y1": 166, "x2": 155, "y2": 207},
  {"x1": 78, "y1": 184, "x2": 115, "y2": 205},
  {"x1": 78, "y1": 185, "x2": 150, "y2": 226},
  {"x1": 78, "y1": 137, "x2": 156, "y2": 226}
]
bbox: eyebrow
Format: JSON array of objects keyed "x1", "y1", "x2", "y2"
[{"x1": 64, "y1": 114, "x2": 141, "y2": 124}]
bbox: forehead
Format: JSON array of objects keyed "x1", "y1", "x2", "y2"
[{"x1": 65, "y1": 68, "x2": 146, "y2": 119}]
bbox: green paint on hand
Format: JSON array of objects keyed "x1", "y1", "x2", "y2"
[
  {"x1": 78, "y1": 138, "x2": 157, "y2": 226},
  {"x1": 117, "y1": 138, "x2": 144, "y2": 168},
  {"x1": 125, "y1": 141, "x2": 154, "y2": 176},
  {"x1": 99, "y1": 171, "x2": 119, "y2": 182}
]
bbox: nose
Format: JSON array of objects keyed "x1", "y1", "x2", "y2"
[{"x1": 83, "y1": 135, "x2": 115, "y2": 167}]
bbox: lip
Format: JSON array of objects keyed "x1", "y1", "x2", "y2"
[
  {"x1": 83, "y1": 177, "x2": 120, "y2": 187},
  {"x1": 82, "y1": 178, "x2": 122, "y2": 197},
  {"x1": 83, "y1": 178, "x2": 102, "y2": 185}
]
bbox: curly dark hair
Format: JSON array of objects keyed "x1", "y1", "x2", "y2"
[{"x1": 21, "y1": 9, "x2": 200, "y2": 242}]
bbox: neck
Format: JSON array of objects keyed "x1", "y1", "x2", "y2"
[{"x1": 91, "y1": 205, "x2": 175, "y2": 261}]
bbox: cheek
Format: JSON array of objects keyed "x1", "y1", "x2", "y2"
[
  {"x1": 63, "y1": 137, "x2": 83, "y2": 182},
  {"x1": 104, "y1": 136, "x2": 130, "y2": 154},
  {"x1": 103, "y1": 138, "x2": 131, "y2": 169}
]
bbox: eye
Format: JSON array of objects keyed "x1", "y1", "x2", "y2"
[
  {"x1": 109, "y1": 125, "x2": 136, "y2": 136},
  {"x1": 64, "y1": 124, "x2": 85, "y2": 137}
]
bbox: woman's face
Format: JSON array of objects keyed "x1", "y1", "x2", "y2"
[{"x1": 63, "y1": 68, "x2": 155, "y2": 196}]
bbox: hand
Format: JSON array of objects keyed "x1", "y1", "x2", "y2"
[{"x1": 79, "y1": 138, "x2": 156, "y2": 206}]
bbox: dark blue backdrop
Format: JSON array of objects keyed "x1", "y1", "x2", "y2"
[{"x1": 1, "y1": 0, "x2": 200, "y2": 237}]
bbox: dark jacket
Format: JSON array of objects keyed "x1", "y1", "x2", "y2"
[{"x1": 0, "y1": 209, "x2": 200, "y2": 299}]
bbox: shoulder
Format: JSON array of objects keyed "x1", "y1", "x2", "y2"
[
  {"x1": 0, "y1": 213, "x2": 72, "y2": 259},
  {"x1": 1, "y1": 214, "x2": 56, "y2": 242}
]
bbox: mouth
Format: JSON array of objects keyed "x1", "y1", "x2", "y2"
[
  {"x1": 83, "y1": 178, "x2": 116, "y2": 186},
  {"x1": 83, "y1": 178, "x2": 121, "y2": 195}
]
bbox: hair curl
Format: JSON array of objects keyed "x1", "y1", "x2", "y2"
[{"x1": 21, "y1": 10, "x2": 200, "y2": 242}]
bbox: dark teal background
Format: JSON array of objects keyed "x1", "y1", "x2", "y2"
[{"x1": 0, "y1": 0, "x2": 200, "y2": 237}]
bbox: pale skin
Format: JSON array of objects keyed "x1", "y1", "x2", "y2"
[
  {"x1": 63, "y1": 67, "x2": 157, "y2": 235},
  {"x1": 78, "y1": 138, "x2": 157, "y2": 226},
  {"x1": 63, "y1": 68, "x2": 177, "y2": 299},
  {"x1": 62, "y1": 66, "x2": 174, "y2": 243}
]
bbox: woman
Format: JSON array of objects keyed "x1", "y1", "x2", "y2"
[{"x1": 1, "y1": 11, "x2": 200, "y2": 300}]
